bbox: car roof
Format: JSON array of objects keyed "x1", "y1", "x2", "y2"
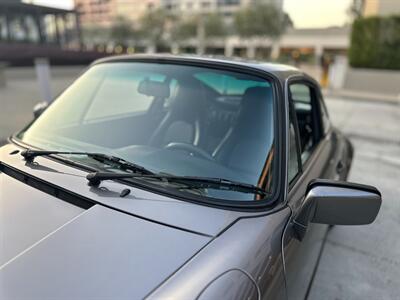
[{"x1": 92, "y1": 54, "x2": 308, "y2": 81}]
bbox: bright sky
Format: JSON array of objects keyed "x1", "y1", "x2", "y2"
[
  {"x1": 283, "y1": 0, "x2": 352, "y2": 28},
  {"x1": 29, "y1": 0, "x2": 352, "y2": 28}
]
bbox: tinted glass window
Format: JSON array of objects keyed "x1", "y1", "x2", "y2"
[
  {"x1": 84, "y1": 73, "x2": 169, "y2": 121},
  {"x1": 18, "y1": 62, "x2": 276, "y2": 202},
  {"x1": 0, "y1": 15, "x2": 8, "y2": 41},
  {"x1": 290, "y1": 83, "x2": 321, "y2": 163},
  {"x1": 195, "y1": 72, "x2": 269, "y2": 95}
]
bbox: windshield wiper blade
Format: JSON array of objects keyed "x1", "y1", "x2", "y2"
[
  {"x1": 86, "y1": 172, "x2": 269, "y2": 196},
  {"x1": 20, "y1": 149, "x2": 154, "y2": 175}
]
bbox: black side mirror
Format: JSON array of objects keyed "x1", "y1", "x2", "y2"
[
  {"x1": 294, "y1": 179, "x2": 381, "y2": 241},
  {"x1": 33, "y1": 101, "x2": 49, "y2": 119}
]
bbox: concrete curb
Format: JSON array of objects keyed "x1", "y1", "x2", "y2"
[{"x1": 323, "y1": 89, "x2": 400, "y2": 106}]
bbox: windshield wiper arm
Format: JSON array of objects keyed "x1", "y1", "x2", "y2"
[
  {"x1": 86, "y1": 171, "x2": 269, "y2": 196},
  {"x1": 20, "y1": 149, "x2": 154, "y2": 175}
]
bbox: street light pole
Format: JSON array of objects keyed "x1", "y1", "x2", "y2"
[{"x1": 196, "y1": 15, "x2": 205, "y2": 55}]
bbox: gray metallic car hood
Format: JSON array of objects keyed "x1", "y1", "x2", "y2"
[
  {"x1": 0, "y1": 175, "x2": 210, "y2": 299},
  {"x1": 0, "y1": 143, "x2": 247, "y2": 237},
  {"x1": 0, "y1": 143, "x2": 263, "y2": 299}
]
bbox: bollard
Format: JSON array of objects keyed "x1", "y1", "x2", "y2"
[
  {"x1": 328, "y1": 55, "x2": 348, "y2": 90},
  {"x1": 34, "y1": 58, "x2": 53, "y2": 103},
  {"x1": 0, "y1": 62, "x2": 7, "y2": 88}
]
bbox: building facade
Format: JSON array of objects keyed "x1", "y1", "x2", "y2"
[
  {"x1": 75, "y1": 0, "x2": 160, "y2": 27},
  {"x1": 0, "y1": 0, "x2": 80, "y2": 47},
  {"x1": 75, "y1": 0, "x2": 283, "y2": 27},
  {"x1": 0, "y1": 0, "x2": 104, "y2": 66},
  {"x1": 355, "y1": 0, "x2": 400, "y2": 17},
  {"x1": 161, "y1": 0, "x2": 283, "y2": 17}
]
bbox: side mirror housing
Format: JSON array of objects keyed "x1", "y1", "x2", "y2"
[
  {"x1": 294, "y1": 179, "x2": 381, "y2": 241},
  {"x1": 33, "y1": 101, "x2": 49, "y2": 119}
]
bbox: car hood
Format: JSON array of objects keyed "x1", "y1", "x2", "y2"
[
  {"x1": 0, "y1": 143, "x2": 259, "y2": 299},
  {"x1": 0, "y1": 171, "x2": 210, "y2": 299},
  {"x1": 0, "y1": 143, "x2": 246, "y2": 237}
]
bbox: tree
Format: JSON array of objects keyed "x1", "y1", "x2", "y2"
[
  {"x1": 139, "y1": 8, "x2": 170, "y2": 48},
  {"x1": 349, "y1": 16, "x2": 400, "y2": 70},
  {"x1": 170, "y1": 18, "x2": 198, "y2": 41},
  {"x1": 348, "y1": 0, "x2": 365, "y2": 19},
  {"x1": 170, "y1": 13, "x2": 227, "y2": 42},
  {"x1": 110, "y1": 16, "x2": 136, "y2": 45},
  {"x1": 283, "y1": 13, "x2": 294, "y2": 29},
  {"x1": 234, "y1": 4, "x2": 291, "y2": 38},
  {"x1": 204, "y1": 13, "x2": 227, "y2": 38},
  {"x1": 81, "y1": 25, "x2": 110, "y2": 45}
]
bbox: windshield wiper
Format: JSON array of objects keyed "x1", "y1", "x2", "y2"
[
  {"x1": 86, "y1": 171, "x2": 269, "y2": 196},
  {"x1": 20, "y1": 149, "x2": 154, "y2": 175}
]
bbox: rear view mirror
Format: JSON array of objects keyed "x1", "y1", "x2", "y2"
[
  {"x1": 294, "y1": 179, "x2": 381, "y2": 240},
  {"x1": 33, "y1": 101, "x2": 49, "y2": 119},
  {"x1": 137, "y1": 78, "x2": 170, "y2": 98}
]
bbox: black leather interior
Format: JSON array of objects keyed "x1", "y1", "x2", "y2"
[
  {"x1": 148, "y1": 82, "x2": 206, "y2": 147},
  {"x1": 213, "y1": 86, "x2": 274, "y2": 173}
]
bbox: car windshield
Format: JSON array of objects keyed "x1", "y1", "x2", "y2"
[{"x1": 17, "y1": 62, "x2": 276, "y2": 202}]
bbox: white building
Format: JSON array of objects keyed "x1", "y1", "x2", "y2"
[
  {"x1": 178, "y1": 26, "x2": 350, "y2": 62},
  {"x1": 75, "y1": 0, "x2": 160, "y2": 27},
  {"x1": 362, "y1": 0, "x2": 400, "y2": 16},
  {"x1": 161, "y1": 0, "x2": 284, "y2": 18}
]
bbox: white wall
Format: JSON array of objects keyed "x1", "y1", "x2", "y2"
[{"x1": 343, "y1": 68, "x2": 400, "y2": 96}]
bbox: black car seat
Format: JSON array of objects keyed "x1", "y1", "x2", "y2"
[
  {"x1": 148, "y1": 82, "x2": 206, "y2": 147},
  {"x1": 213, "y1": 86, "x2": 274, "y2": 174}
]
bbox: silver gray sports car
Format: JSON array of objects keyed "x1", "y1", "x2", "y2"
[{"x1": 0, "y1": 55, "x2": 381, "y2": 300}]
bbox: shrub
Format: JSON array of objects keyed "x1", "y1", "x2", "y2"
[{"x1": 349, "y1": 16, "x2": 400, "y2": 70}]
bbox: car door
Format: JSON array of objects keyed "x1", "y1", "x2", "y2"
[{"x1": 282, "y1": 78, "x2": 340, "y2": 300}]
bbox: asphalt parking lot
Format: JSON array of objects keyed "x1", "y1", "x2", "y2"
[
  {"x1": 309, "y1": 98, "x2": 400, "y2": 300},
  {"x1": 1, "y1": 74, "x2": 399, "y2": 299}
]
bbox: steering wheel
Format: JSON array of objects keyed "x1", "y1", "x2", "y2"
[{"x1": 164, "y1": 142, "x2": 214, "y2": 161}]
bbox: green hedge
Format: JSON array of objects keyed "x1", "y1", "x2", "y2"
[{"x1": 349, "y1": 16, "x2": 400, "y2": 70}]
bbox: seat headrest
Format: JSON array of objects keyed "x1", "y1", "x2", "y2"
[
  {"x1": 170, "y1": 83, "x2": 205, "y2": 119},
  {"x1": 239, "y1": 86, "x2": 273, "y2": 124}
]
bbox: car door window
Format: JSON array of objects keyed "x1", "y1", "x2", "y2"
[{"x1": 290, "y1": 83, "x2": 322, "y2": 163}]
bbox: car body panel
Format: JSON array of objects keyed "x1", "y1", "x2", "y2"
[
  {"x1": 147, "y1": 207, "x2": 290, "y2": 300},
  {"x1": 0, "y1": 172, "x2": 84, "y2": 267},
  {"x1": 283, "y1": 134, "x2": 334, "y2": 299},
  {"x1": 283, "y1": 97, "x2": 352, "y2": 300},
  {"x1": 0, "y1": 204, "x2": 211, "y2": 300},
  {"x1": 282, "y1": 73, "x2": 354, "y2": 299},
  {"x1": 0, "y1": 143, "x2": 251, "y2": 237},
  {"x1": 93, "y1": 54, "x2": 300, "y2": 75},
  {"x1": 196, "y1": 269, "x2": 259, "y2": 300}
]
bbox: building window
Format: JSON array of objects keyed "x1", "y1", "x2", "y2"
[
  {"x1": 42, "y1": 14, "x2": 58, "y2": 43},
  {"x1": 24, "y1": 15, "x2": 40, "y2": 43},
  {"x1": 201, "y1": 1, "x2": 211, "y2": 8},
  {"x1": 0, "y1": 14, "x2": 8, "y2": 41},
  {"x1": 218, "y1": 0, "x2": 240, "y2": 6}
]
